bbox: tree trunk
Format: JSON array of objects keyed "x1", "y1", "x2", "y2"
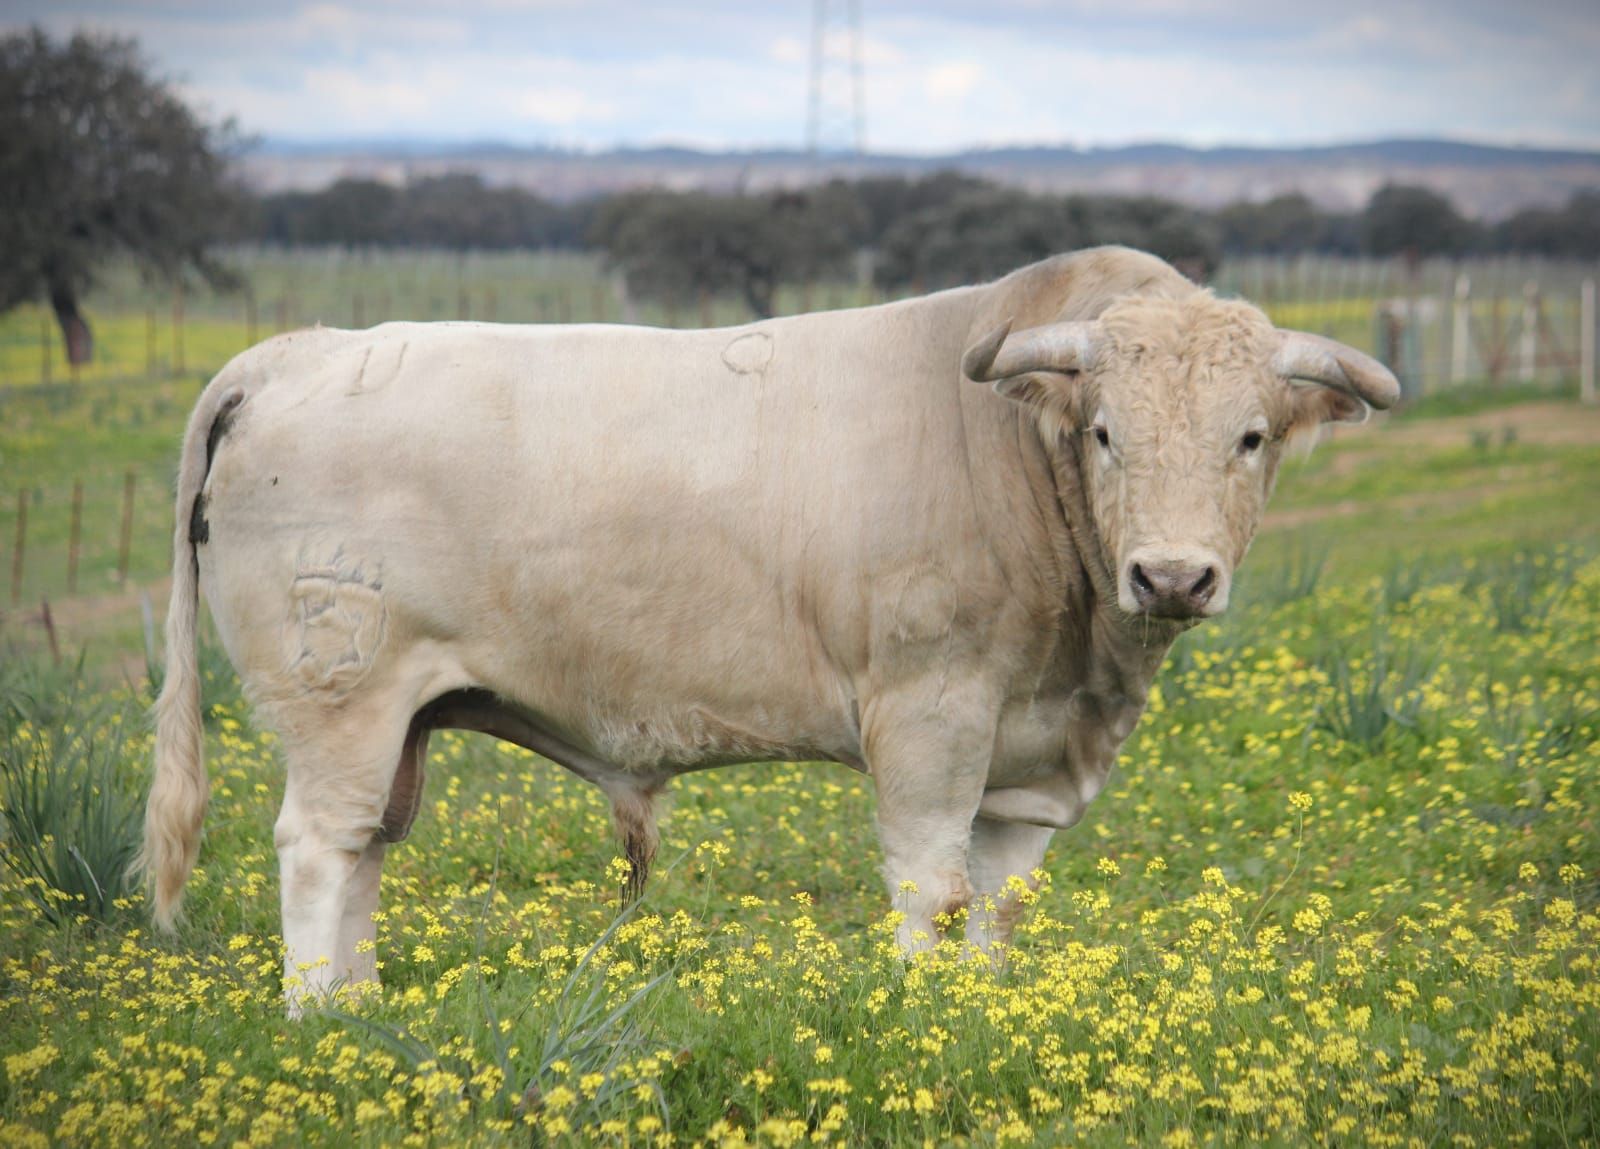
[
  {"x1": 742, "y1": 277, "x2": 775, "y2": 320},
  {"x1": 49, "y1": 280, "x2": 93, "y2": 366}
]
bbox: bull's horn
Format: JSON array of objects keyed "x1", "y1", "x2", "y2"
[
  {"x1": 963, "y1": 320, "x2": 1100, "y2": 383},
  {"x1": 1274, "y1": 331, "x2": 1401, "y2": 410}
]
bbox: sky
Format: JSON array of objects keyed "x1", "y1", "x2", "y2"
[{"x1": 6, "y1": 0, "x2": 1598, "y2": 153}]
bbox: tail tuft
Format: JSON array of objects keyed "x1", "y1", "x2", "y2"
[
  {"x1": 134, "y1": 381, "x2": 238, "y2": 928},
  {"x1": 139, "y1": 600, "x2": 207, "y2": 930},
  {"x1": 609, "y1": 786, "x2": 659, "y2": 903}
]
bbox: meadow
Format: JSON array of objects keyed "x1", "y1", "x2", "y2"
[{"x1": 1, "y1": 259, "x2": 1598, "y2": 1146}]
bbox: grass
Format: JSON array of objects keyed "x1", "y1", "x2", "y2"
[
  {"x1": 0, "y1": 657, "x2": 144, "y2": 926},
  {"x1": 1310, "y1": 631, "x2": 1434, "y2": 749},
  {"x1": 2, "y1": 260, "x2": 1599, "y2": 1146}
]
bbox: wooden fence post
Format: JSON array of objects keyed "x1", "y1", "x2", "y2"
[
  {"x1": 1583, "y1": 278, "x2": 1596, "y2": 405},
  {"x1": 116, "y1": 470, "x2": 136, "y2": 585},
  {"x1": 41, "y1": 599, "x2": 61, "y2": 664},
  {"x1": 1519, "y1": 281, "x2": 1538, "y2": 382},
  {"x1": 67, "y1": 480, "x2": 83, "y2": 594},
  {"x1": 1489, "y1": 294, "x2": 1505, "y2": 387},
  {"x1": 10, "y1": 489, "x2": 27, "y2": 607},
  {"x1": 140, "y1": 591, "x2": 156, "y2": 671},
  {"x1": 1451, "y1": 274, "x2": 1471, "y2": 385},
  {"x1": 173, "y1": 281, "x2": 186, "y2": 375}
]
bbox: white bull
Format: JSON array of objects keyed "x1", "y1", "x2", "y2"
[{"x1": 139, "y1": 246, "x2": 1397, "y2": 1010}]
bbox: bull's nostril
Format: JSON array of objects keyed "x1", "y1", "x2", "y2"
[
  {"x1": 1131, "y1": 563, "x2": 1154, "y2": 596},
  {"x1": 1190, "y1": 567, "x2": 1216, "y2": 600}
]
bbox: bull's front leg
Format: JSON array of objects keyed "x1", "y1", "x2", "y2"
[
  {"x1": 864, "y1": 678, "x2": 998, "y2": 954},
  {"x1": 964, "y1": 815, "x2": 1054, "y2": 955},
  {"x1": 965, "y1": 770, "x2": 1102, "y2": 954}
]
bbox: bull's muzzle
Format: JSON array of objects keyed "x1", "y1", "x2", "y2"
[{"x1": 1124, "y1": 552, "x2": 1229, "y2": 619}]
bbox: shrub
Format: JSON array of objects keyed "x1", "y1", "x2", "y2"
[
  {"x1": 1313, "y1": 632, "x2": 1433, "y2": 749},
  {"x1": 0, "y1": 663, "x2": 143, "y2": 924},
  {"x1": 1240, "y1": 533, "x2": 1330, "y2": 608}
]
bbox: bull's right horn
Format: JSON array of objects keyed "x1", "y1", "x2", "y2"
[
  {"x1": 963, "y1": 320, "x2": 1101, "y2": 383},
  {"x1": 1274, "y1": 330, "x2": 1401, "y2": 410}
]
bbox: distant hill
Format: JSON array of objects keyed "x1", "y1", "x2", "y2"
[{"x1": 239, "y1": 137, "x2": 1600, "y2": 220}]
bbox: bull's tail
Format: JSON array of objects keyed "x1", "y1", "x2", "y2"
[
  {"x1": 137, "y1": 379, "x2": 246, "y2": 930},
  {"x1": 609, "y1": 785, "x2": 660, "y2": 904}
]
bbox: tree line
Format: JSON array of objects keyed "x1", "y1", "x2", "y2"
[{"x1": 252, "y1": 175, "x2": 1600, "y2": 317}]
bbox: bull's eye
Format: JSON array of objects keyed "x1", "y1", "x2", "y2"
[
  {"x1": 1093, "y1": 425, "x2": 1110, "y2": 449},
  {"x1": 1239, "y1": 430, "x2": 1265, "y2": 453}
]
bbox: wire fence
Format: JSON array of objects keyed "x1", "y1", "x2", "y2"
[
  {"x1": 4, "y1": 248, "x2": 1597, "y2": 392},
  {"x1": 0, "y1": 248, "x2": 908, "y2": 391},
  {"x1": 1212, "y1": 254, "x2": 1598, "y2": 398}
]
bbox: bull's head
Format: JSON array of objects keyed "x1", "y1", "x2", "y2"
[{"x1": 963, "y1": 293, "x2": 1398, "y2": 623}]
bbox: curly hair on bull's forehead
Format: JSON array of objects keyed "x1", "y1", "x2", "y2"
[{"x1": 1094, "y1": 291, "x2": 1278, "y2": 373}]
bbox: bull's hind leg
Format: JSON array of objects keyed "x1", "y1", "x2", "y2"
[
  {"x1": 272, "y1": 701, "x2": 417, "y2": 1016},
  {"x1": 338, "y1": 839, "x2": 386, "y2": 987},
  {"x1": 337, "y1": 718, "x2": 430, "y2": 987}
]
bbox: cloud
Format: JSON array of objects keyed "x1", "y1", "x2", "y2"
[
  {"x1": 923, "y1": 61, "x2": 981, "y2": 103},
  {"x1": 769, "y1": 36, "x2": 806, "y2": 66},
  {"x1": 515, "y1": 84, "x2": 612, "y2": 127},
  {"x1": 5, "y1": 0, "x2": 1597, "y2": 149}
]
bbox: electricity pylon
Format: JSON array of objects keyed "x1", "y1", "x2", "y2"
[{"x1": 806, "y1": 0, "x2": 865, "y2": 156}]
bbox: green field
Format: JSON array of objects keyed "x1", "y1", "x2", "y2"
[{"x1": 2, "y1": 277, "x2": 1599, "y2": 1146}]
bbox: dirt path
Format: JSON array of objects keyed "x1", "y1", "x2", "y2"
[
  {"x1": 1262, "y1": 398, "x2": 1598, "y2": 531},
  {"x1": 1376, "y1": 400, "x2": 1600, "y2": 449},
  {"x1": 1263, "y1": 472, "x2": 1564, "y2": 531},
  {"x1": 1311, "y1": 399, "x2": 1600, "y2": 480}
]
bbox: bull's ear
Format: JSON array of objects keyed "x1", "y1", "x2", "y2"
[{"x1": 1287, "y1": 382, "x2": 1368, "y2": 438}]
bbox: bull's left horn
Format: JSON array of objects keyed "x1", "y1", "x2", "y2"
[
  {"x1": 1274, "y1": 331, "x2": 1401, "y2": 410},
  {"x1": 963, "y1": 320, "x2": 1100, "y2": 383}
]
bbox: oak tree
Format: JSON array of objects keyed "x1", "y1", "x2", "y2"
[{"x1": 0, "y1": 28, "x2": 242, "y2": 365}]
